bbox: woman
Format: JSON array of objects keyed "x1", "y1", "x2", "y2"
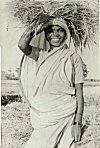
[{"x1": 18, "y1": 18, "x2": 84, "y2": 148}]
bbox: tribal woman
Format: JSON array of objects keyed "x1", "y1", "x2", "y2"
[{"x1": 18, "y1": 17, "x2": 84, "y2": 148}]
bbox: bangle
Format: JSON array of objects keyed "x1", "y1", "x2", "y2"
[
  {"x1": 73, "y1": 121, "x2": 82, "y2": 126},
  {"x1": 76, "y1": 112, "x2": 83, "y2": 116}
]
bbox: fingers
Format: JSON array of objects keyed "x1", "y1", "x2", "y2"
[
  {"x1": 26, "y1": 22, "x2": 35, "y2": 32},
  {"x1": 74, "y1": 134, "x2": 81, "y2": 142},
  {"x1": 72, "y1": 125, "x2": 82, "y2": 143}
]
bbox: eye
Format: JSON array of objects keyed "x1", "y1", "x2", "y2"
[
  {"x1": 58, "y1": 28, "x2": 64, "y2": 33},
  {"x1": 45, "y1": 27, "x2": 53, "y2": 34}
]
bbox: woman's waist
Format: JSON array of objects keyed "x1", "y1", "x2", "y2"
[
  {"x1": 30, "y1": 98, "x2": 76, "y2": 129},
  {"x1": 31, "y1": 94, "x2": 76, "y2": 112}
]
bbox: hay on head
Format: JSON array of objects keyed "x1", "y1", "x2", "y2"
[{"x1": 7, "y1": 0, "x2": 99, "y2": 51}]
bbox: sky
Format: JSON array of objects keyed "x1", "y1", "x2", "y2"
[{"x1": 0, "y1": 0, "x2": 100, "y2": 79}]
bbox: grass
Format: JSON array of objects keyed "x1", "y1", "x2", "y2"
[{"x1": 2, "y1": 102, "x2": 33, "y2": 148}]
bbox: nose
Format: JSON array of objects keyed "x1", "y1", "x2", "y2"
[{"x1": 53, "y1": 30, "x2": 59, "y2": 37}]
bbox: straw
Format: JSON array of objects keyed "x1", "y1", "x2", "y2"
[{"x1": 7, "y1": 0, "x2": 99, "y2": 50}]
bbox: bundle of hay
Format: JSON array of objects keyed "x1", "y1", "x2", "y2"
[{"x1": 7, "y1": 0, "x2": 99, "y2": 50}]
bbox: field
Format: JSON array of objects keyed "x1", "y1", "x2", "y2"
[{"x1": 1, "y1": 80, "x2": 100, "y2": 148}]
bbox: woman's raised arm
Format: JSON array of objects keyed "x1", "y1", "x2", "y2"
[{"x1": 18, "y1": 23, "x2": 35, "y2": 55}]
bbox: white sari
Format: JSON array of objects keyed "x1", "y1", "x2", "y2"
[{"x1": 20, "y1": 45, "x2": 84, "y2": 148}]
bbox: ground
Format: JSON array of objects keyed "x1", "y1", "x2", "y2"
[{"x1": 1, "y1": 80, "x2": 100, "y2": 148}]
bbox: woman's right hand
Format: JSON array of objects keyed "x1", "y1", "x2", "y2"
[
  {"x1": 25, "y1": 22, "x2": 35, "y2": 34},
  {"x1": 18, "y1": 22, "x2": 35, "y2": 55}
]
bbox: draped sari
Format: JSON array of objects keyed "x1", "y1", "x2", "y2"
[{"x1": 20, "y1": 45, "x2": 84, "y2": 148}]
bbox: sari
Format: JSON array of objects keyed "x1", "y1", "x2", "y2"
[{"x1": 20, "y1": 43, "x2": 84, "y2": 148}]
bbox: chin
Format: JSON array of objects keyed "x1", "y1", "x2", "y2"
[
  {"x1": 50, "y1": 39, "x2": 65, "y2": 47},
  {"x1": 50, "y1": 42, "x2": 61, "y2": 47},
  {"x1": 52, "y1": 44, "x2": 60, "y2": 47}
]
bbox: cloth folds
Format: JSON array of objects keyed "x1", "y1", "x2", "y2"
[{"x1": 20, "y1": 45, "x2": 83, "y2": 148}]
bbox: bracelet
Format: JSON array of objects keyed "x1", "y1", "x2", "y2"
[
  {"x1": 73, "y1": 121, "x2": 82, "y2": 126},
  {"x1": 76, "y1": 112, "x2": 83, "y2": 116}
]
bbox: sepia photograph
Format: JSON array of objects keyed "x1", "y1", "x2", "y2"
[{"x1": 0, "y1": 0, "x2": 100, "y2": 147}]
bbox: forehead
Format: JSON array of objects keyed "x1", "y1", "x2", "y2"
[
  {"x1": 48, "y1": 25, "x2": 64, "y2": 30},
  {"x1": 47, "y1": 25, "x2": 64, "y2": 30}
]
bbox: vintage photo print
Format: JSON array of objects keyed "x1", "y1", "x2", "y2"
[{"x1": 0, "y1": 0, "x2": 100, "y2": 147}]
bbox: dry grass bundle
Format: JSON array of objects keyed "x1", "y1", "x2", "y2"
[{"x1": 7, "y1": 0, "x2": 99, "y2": 50}]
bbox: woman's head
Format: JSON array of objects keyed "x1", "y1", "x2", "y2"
[
  {"x1": 44, "y1": 18, "x2": 69, "y2": 48},
  {"x1": 29, "y1": 18, "x2": 70, "y2": 50},
  {"x1": 45, "y1": 25, "x2": 66, "y2": 47}
]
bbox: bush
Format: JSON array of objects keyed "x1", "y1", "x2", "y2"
[{"x1": 1, "y1": 95, "x2": 22, "y2": 106}]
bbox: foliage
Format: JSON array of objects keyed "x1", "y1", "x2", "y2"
[
  {"x1": 1, "y1": 95, "x2": 22, "y2": 106},
  {"x1": 1, "y1": 70, "x2": 19, "y2": 80}
]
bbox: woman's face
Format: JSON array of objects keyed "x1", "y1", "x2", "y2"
[{"x1": 45, "y1": 25, "x2": 66, "y2": 47}]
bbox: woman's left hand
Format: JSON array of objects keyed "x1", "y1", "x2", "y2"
[{"x1": 71, "y1": 125, "x2": 82, "y2": 142}]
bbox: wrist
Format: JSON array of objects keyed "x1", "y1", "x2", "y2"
[
  {"x1": 73, "y1": 121, "x2": 82, "y2": 126},
  {"x1": 75, "y1": 112, "x2": 83, "y2": 121},
  {"x1": 76, "y1": 112, "x2": 83, "y2": 116}
]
